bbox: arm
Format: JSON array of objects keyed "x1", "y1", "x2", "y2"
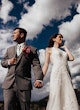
[
  {"x1": 42, "y1": 48, "x2": 50, "y2": 76},
  {"x1": 1, "y1": 48, "x2": 17, "y2": 68},
  {"x1": 62, "y1": 45, "x2": 74, "y2": 61},
  {"x1": 1, "y1": 49, "x2": 9, "y2": 68},
  {"x1": 32, "y1": 48, "x2": 43, "y2": 88},
  {"x1": 32, "y1": 49, "x2": 43, "y2": 81}
]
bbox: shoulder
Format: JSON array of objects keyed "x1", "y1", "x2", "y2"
[
  {"x1": 30, "y1": 45, "x2": 37, "y2": 51},
  {"x1": 28, "y1": 45, "x2": 38, "y2": 54},
  {"x1": 45, "y1": 47, "x2": 52, "y2": 54},
  {"x1": 7, "y1": 45, "x2": 15, "y2": 51}
]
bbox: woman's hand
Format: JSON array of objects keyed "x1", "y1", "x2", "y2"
[
  {"x1": 61, "y1": 45, "x2": 67, "y2": 50},
  {"x1": 61, "y1": 45, "x2": 74, "y2": 61}
]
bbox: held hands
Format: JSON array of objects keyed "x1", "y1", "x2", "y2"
[{"x1": 34, "y1": 80, "x2": 43, "y2": 88}]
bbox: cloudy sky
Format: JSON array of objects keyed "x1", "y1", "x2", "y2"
[
  {"x1": 0, "y1": 0, "x2": 80, "y2": 53},
  {"x1": 0, "y1": 0, "x2": 80, "y2": 101}
]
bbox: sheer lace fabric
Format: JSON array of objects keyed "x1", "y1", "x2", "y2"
[{"x1": 46, "y1": 47, "x2": 79, "y2": 110}]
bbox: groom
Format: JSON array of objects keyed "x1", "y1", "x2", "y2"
[{"x1": 1, "y1": 27, "x2": 43, "y2": 110}]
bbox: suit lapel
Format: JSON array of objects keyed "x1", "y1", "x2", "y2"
[
  {"x1": 16, "y1": 52, "x2": 23, "y2": 64},
  {"x1": 14, "y1": 45, "x2": 17, "y2": 57},
  {"x1": 16, "y1": 43, "x2": 28, "y2": 65}
]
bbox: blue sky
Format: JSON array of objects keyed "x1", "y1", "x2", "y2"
[{"x1": 0, "y1": 0, "x2": 80, "y2": 54}]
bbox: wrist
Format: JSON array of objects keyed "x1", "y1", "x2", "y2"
[{"x1": 64, "y1": 46, "x2": 68, "y2": 50}]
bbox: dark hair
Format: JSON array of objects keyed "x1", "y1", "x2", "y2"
[
  {"x1": 48, "y1": 34, "x2": 63, "y2": 47},
  {"x1": 14, "y1": 27, "x2": 27, "y2": 39}
]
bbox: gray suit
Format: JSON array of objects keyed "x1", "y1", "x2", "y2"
[{"x1": 1, "y1": 44, "x2": 43, "y2": 110}]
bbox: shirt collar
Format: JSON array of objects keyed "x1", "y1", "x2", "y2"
[{"x1": 17, "y1": 42, "x2": 25, "y2": 48}]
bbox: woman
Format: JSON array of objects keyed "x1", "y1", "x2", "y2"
[{"x1": 42, "y1": 34, "x2": 79, "y2": 110}]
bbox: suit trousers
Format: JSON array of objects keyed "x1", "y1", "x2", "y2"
[{"x1": 3, "y1": 83, "x2": 31, "y2": 110}]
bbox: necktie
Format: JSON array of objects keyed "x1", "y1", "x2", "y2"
[{"x1": 17, "y1": 45, "x2": 21, "y2": 56}]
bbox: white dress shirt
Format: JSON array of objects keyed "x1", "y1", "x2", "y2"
[{"x1": 17, "y1": 42, "x2": 25, "y2": 56}]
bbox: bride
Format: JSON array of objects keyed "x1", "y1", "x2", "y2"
[{"x1": 42, "y1": 34, "x2": 79, "y2": 110}]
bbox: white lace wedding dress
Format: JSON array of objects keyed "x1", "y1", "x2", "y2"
[{"x1": 46, "y1": 47, "x2": 79, "y2": 110}]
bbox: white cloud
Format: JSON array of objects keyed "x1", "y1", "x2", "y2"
[
  {"x1": 58, "y1": 13, "x2": 80, "y2": 49},
  {"x1": 77, "y1": 3, "x2": 80, "y2": 13},
  {"x1": 0, "y1": 0, "x2": 16, "y2": 23},
  {"x1": 23, "y1": 2, "x2": 30, "y2": 10},
  {"x1": 17, "y1": 0, "x2": 26, "y2": 4},
  {"x1": 19, "y1": 0, "x2": 79, "y2": 39},
  {"x1": 0, "y1": 29, "x2": 15, "y2": 57}
]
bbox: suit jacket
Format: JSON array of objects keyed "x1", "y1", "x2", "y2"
[{"x1": 1, "y1": 44, "x2": 43, "y2": 90}]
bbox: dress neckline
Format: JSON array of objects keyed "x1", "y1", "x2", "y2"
[{"x1": 52, "y1": 46, "x2": 66, "y2": 53}]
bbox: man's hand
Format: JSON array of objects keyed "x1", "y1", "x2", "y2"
[
  {"x1": 34, "y1": 80, "x2": 43, "y2": 88},
  {"x1": 8, "y1": 57, "x2": 17, "y2": 65}
]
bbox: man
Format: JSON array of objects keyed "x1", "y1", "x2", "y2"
[{"x1": 1, "y1": 27, "x2": 43, "y2": 110}]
